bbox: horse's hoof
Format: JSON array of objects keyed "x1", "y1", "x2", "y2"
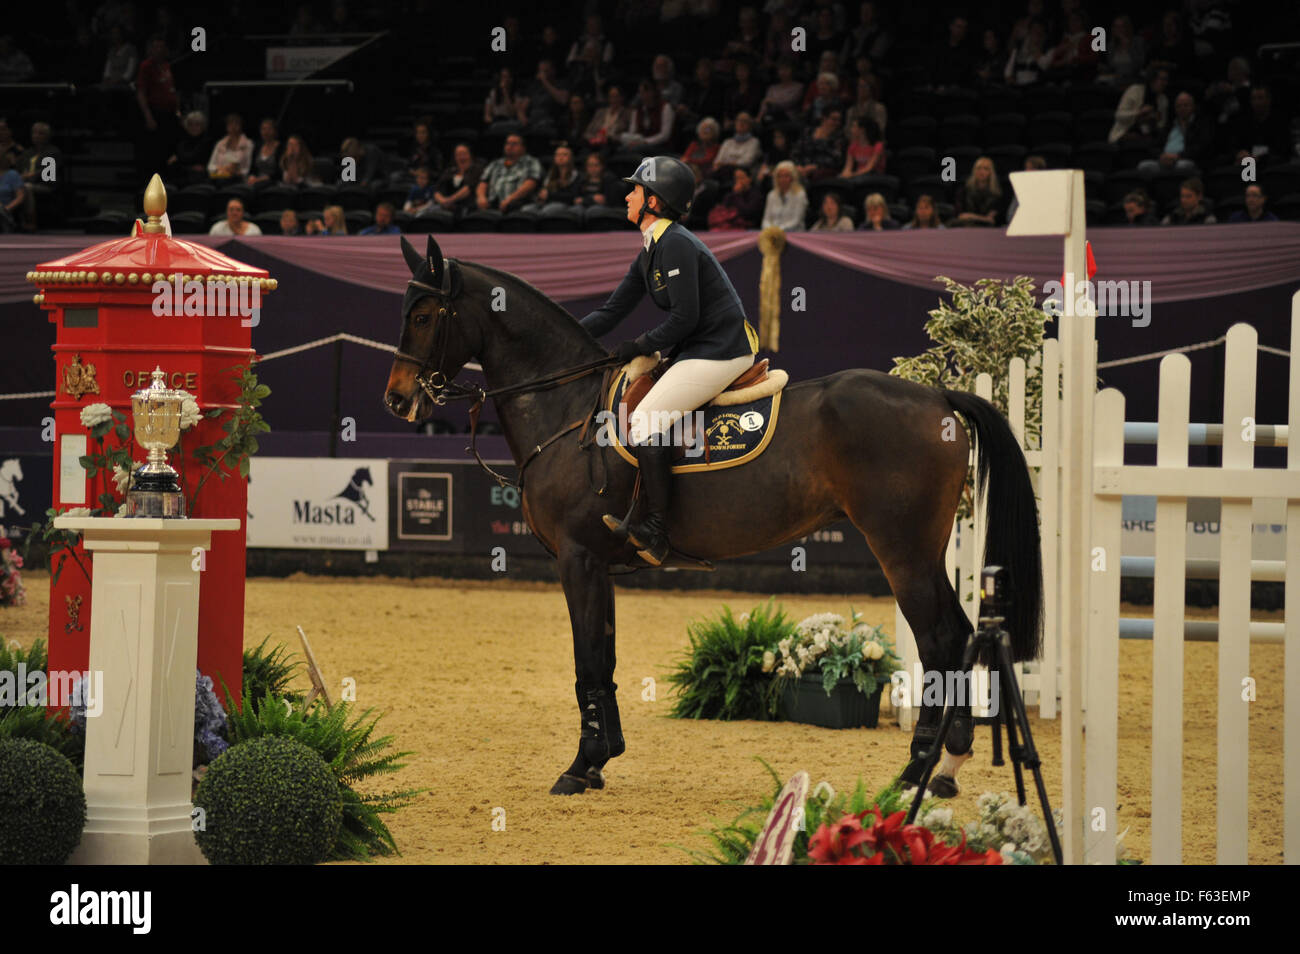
[
  {"x1": 585, "y1": 769, "x2": 605, "y2": 790},
  {"x1": 928, "y1": 774, "x2": 959, "y2": 799},
  {"x1": 549, "y1": 773, "x2": 589, "y2": 795}
]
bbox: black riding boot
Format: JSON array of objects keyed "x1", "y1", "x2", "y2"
[{"x1": 624, "y1": 440, "x2": 673, "y2": 565}]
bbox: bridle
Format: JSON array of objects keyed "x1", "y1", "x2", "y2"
[{"x1": 390, "y1": 259, "x2": 625, "y2": 489}]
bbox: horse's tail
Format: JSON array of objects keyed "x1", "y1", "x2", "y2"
[{"x1": 941, "y1": 389, "x2": 1043, "y2": 662}]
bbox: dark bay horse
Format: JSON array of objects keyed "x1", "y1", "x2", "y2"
[{"x1": 383, "y1": 236, "x2": 1041, "y2": 796}]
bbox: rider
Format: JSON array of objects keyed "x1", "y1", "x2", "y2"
[{"x1": 580, "y1": 155, "x2": 759, "y2": 565}]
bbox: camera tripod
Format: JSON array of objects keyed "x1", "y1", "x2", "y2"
[{"x1": 904, "y1": 613, "x2": 1064, "y2": 866}]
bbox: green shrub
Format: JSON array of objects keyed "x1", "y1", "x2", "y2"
[
  {"x1": 194, "y1": 736, "x2": 342, "y2": 865},
  {"x1": 0, "y1": 738, "x2": 87, "y2": 864},
  {"x1": 667, "y1": 599, "x2": 794, "y2": 721},
  {"x1": 224, "y1": 686, "x2": 420, "y2": 860}
]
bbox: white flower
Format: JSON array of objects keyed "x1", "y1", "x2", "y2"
[
  {"x1": 864, "y1": 641, "x2": 885, "y2": 661},
  {"x1": 116, "y1": 504, "x2": 128, "y2": 516},
  {"x1": 761, "y1": 650, "x2": 775, "y2": 673},
  {"x1": 179, "y1": 396, "x2": 202, "y2": 431},
  {"x1": 813, "y1": 632, "x2": 829, "y2": 650},
  {"x1": 796, "y1": 646, "x2": 811, "y2": 665},
  {"x1": 922, "y1": 807, "x2": 953, "y2": 829},
  {"x1": 64, "y1": 507, "x2": 92, "y2": 517},
  {"x1": 112, "y1": 465, "x2": 131, "y2": 495},
  {"x1": 1000, "y1": 842, "x2": 1018, "y2": 856},
  {"x1": 79, "y1": 403, "x2": 113, "y2": 429},
  {"x1": 777, "y1": 638, "x2": 792, "y2": 656}
]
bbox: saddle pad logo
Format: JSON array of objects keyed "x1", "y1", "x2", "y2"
[{"x1": 605, "y1": 369, "x2": 781, "y2": 474}]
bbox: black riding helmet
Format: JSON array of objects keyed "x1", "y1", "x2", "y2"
[{"x1": 623, "y1": 155, "x2": 696, "y2": 224}]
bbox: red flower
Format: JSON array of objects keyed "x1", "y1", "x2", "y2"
[
  {"x1": 0, "y1": 538, "x2": 10, "y2": 550},
  {"x1": 809, "y1": 806, "x2": 1005, "y2": 865}
]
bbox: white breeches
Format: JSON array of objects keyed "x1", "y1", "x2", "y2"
[{"x1": 628, "y1": 354, "x2": 755, "y2": 445}]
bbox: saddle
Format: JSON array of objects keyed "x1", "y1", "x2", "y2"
[
  {"x1": 620, "y1": 355, "x2": 778, "y2": 419},
  {"x1": 609, "y1": 354, "x2": 789, "y2": 466}
]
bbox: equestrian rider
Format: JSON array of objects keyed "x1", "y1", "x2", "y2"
[{"x1": 580, "y1": 155, "x2": 759, "y2": 565}]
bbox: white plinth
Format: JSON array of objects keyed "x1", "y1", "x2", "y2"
[{"x1": 53, "y1": 517, "x2": 240, "y2": 865}]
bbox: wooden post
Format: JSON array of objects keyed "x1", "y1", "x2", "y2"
[
  {"x1": 1151, "y1": 355, "x2": 1191, "y2": 864},
  {"x1": 1007, "y1": 168, "x2": 1091, "y2": 864}
]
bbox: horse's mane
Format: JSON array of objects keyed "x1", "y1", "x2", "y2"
[{"x1": 461, "y1": 259, "x2": 601, "y2": 346}]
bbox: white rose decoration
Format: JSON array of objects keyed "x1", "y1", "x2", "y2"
[
  {"x1": 111, "y1": 464, "x2": 131, "y2": 495},
  {"x1": 65, "y1": 507, "x2": 92, "y2": 517},
  {"x1": 79, "y1": 403, "x2": 113, "y2": 429},
  {"x1": 761, "y1": 650, "x2": 775, "y2": 673},
  {"x1": 179, "y1": 396, "x2": 202, "y2": 431}
]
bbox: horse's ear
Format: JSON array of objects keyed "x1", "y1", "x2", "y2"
[
  {"x1": 425, "y1": 236, "x2": 444, "y2": 286},
  {"x1": 400, "y1": 236, "x2": 423, "y2": 276}
]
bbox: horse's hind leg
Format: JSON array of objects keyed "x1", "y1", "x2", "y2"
[
  {"x1": 843, "y1": 491, "x2": 976, "y2": 797},
  {"x1": 550, "y1": 544, "x2": 625, "y2": 796}
]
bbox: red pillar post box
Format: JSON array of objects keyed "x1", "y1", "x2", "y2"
[{"x1": 26, "y1": 175, "x2": 274, "y2": 700}]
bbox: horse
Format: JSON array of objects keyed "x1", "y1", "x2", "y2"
[
  {"x1": 334, "y1": 466, "x2": 375, "y2": 522},
  {"x1": 383, "y1": 236, "x2": 1041, "y2": 797},
  {"x1": 0, "y1": 458, "x2": 24, "y2": 518}
]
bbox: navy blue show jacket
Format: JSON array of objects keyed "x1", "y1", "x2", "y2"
[{"x1": 579, "y1": 221, "x2": 759, "y2": 361}]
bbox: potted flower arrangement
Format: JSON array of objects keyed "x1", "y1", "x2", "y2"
[
  {"x1": 768, "y1": 611, "x2": 902, "y2": 729},
  {"x1": 0, "y1": 537, "x2": 25, "y2": 608}
]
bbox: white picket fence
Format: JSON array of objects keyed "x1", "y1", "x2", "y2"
[
  {"x1": 892, "y1": 295, "x2": 1299, "y2": 865},
  {"x1": 1085, "y1": 310, "x2": 1300, "y2": 865}
]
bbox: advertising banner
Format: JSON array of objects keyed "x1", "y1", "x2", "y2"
[{"x1": 248, "y1": 457, "x2": 387, "y2": 550}]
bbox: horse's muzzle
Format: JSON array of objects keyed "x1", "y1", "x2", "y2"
[{"x1": 385, "y1": 390, "x2": 421, "y2": 422}]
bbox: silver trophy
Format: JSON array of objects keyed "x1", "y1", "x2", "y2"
[{"x1": 125, "y1": 367, "x2": 190, "y2": 518}]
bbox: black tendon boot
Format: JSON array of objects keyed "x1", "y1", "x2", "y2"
[
  {"x1": 623, "y1": 440, "x2": 672, "y2": 565},
  {"x1": 900, "y1": 725, "x2": 938, "y2": 787},
  {"x1": 579, "y1": 682, "x2": 625, "y2": 788}
]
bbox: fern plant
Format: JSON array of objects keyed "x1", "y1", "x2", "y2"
[
  {"x1": 0, "y1": 639, "x2": 85, "y2": 770},
  {"x1": 891, "y1": 275, "x2": 1051, "y2": 520},
  {"x1": 667, "y1": 599, "x2": 795, "y2": 721},
  {"x1": 223, "y1": 686, "x2": 421, "y2": 861},
  {"x1": 240, "y1": 636, "x2": 304, "y2": 712}
]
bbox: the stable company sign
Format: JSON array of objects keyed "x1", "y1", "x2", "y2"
[{"x1": 247, "y1": 458, "x2": 388, "y2": 550}]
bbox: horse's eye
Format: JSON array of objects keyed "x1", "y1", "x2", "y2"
[{"x1": 413, "y1": 313, "x2": 430, "y2": 325}]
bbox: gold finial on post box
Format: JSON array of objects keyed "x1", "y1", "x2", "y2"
[{"x1": 142, "y1": 174, "x2": 168, "y2": 234}]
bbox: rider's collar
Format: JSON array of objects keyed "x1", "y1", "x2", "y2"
[{"x1": 641, "y1": 217, "x2": 671, "y2": 251}]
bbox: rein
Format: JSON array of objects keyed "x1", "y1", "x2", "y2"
[{"x1": 392, "y1": 273, "x2": 623, "y2": 490}]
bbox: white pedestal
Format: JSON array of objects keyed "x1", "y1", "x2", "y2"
[{"x1": 54, "y1": 517, "x2": 240, "y2": 865}]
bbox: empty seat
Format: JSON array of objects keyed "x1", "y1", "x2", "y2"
[
  {"x1": 983, "y1": 113, "x2": 1027, "y2": 147},
  {"x1": 1027, "y1": 111, "x2": 1073, "y2": 147},
  {"x1": 893, "y1": 116, "x2": 938, "y2": 149},
  {"x1": 937, "y1": 114, "x2": 981, "y2": 148},
  {"x1": 1074, "y1": 141, "x2": 1117, "y2": 174},
  {"x1": 894, "y1": 146, "x2": 938, "y2": 182}
]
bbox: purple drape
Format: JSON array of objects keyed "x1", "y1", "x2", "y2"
[{"x1": 4, "y1": 223, "x2": 1299, "y2": 305}]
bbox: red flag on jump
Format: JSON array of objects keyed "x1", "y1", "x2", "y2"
[{"x1": 1059, "y1": 240, "x2": 1097, "y2": 288}]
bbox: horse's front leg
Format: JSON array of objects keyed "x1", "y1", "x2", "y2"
[{"x1": 550, "y1": 544, "x2": 624, "y2": 795}]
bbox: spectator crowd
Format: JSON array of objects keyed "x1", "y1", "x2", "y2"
[{"x1": 0, "y1": 1, "x2": 1296, "y2": 235}]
